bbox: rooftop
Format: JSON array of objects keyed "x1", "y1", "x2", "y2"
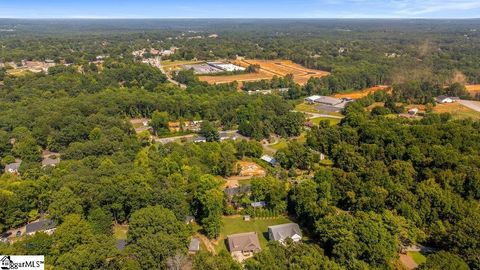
[
  {"x1": 189, "y1": 238, "x2": 200, "y2": 252},
  {"x1": 26, "y1": 219, "x2": 55, "y2": 234},
  {"x1": 268, "y1": 223, "x2": 302, "y2": 241},
  {"x1": 227, "y1": 232, "x2": 261, "y2": 253}
]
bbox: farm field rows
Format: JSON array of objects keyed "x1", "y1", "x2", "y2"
[{"x1": 198, "y1": 59, "x2": 329, "y2": 86}]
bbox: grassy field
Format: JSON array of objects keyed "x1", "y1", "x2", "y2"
[
  {"x1": 433, "y1": 103, "x2": 480, "y2": 120},
  {"x1": 295, "y1": 103, "x2": 343, "y2": 117},
  {"x1": 113, "y1": 224, "x2": 128, "y2": 240},
  {"x1": 309, "y1": 117, "x2": 341, "y2": 126},
  {"x1": 215, "y1": 215, "x2": 292, "y2": 252},
  {"x1": 371, "y1": 102, "x2": 480, "y2": 120},
  {"x1": 408, "y1": 251, "x2": 427, "y2": 265}
]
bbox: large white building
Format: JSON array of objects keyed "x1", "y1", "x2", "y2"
[{"x1": 207, "y1": 62, "x2": 245, "y2": 72}]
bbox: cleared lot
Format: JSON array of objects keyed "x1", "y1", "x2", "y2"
[
  {"x1": 333, "y1": 85, "x2": 390, "y2": 99},
  {"x1": 198, "y1": 59, "x2": 329, "y2": 86}
]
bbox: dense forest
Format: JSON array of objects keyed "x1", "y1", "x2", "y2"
[{"x1": 0, "y1": 19, "x2": 479, "y2": 270}]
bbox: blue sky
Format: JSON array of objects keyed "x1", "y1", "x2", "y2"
[{"x1": 1, "y1": 0, "x2": 479, "y2": 19}]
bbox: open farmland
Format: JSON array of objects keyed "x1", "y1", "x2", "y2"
[
  {"x1": 333, "y1": 85, "x2": 390, "y2": 99},
  {"x1": 198, "y1": 59, "x2": 329, "y2": 86}
]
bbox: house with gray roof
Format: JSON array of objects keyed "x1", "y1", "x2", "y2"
[
  {"x1": 268, "y1": 223, "x2": 302, "y2": 244},
  {"x1": 189, "y1": 238, "x2": 200, "y2": 253},
  {"x1": 4, "y1": 160, "x2": 21, "y2": 174},
  {"x1": 26, "y1": 219, "x2": 56, "y2": 235},
  {"x1": 42, "y1": 156, "x2": 60, "y2": 167},
  {"x1": 227, "y1": 232, "x2": 261, "y2": 261}
]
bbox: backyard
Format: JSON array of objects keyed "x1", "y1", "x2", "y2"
[{"x1": 214, "y1": 215, "x2": 292, "y2": 252}]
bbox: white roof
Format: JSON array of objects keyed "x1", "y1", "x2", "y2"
[{"x1": 305, "y1": 95, "x2": 322, "y2": 101}]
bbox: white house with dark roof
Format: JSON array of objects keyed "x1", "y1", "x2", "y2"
[
  {"x1": 436, "y1": 95, "x2": 459, "y2": 104},
  {"x1": 268, "y1": 223, "x2": 302, "y2": 244}
]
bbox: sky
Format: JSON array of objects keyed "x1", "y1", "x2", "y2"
[{"x1": 0, "y1": 0, "x2": 479, "y2": 19}]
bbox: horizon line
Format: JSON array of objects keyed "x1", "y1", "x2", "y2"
[{"x1": 1, "y1": 17, "x2": 480, "y2": 20}]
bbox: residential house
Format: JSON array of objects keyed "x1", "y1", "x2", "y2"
[
  {"x1": 268, "y1": 223, "x2": 302, "y2": 244},
  {"x1": 4, "y1": 160, "x2": 21, "y2": 174},
  {"x1": 260, "y1": 155, "x2": 276, "y2": 166},
  {"x1": 25, "y1": 219, "x2": 56, "y2": 236},
  {"x1": 42, "y1": 156, "x2": 60, "y2": 167},
  {"x1": 304, "y1": 95, "x2": 322, "y2": 104},
  {"x1": 189, "y1": 238, "x2": 200, "y2": 254},
  {"x1": 193, "y1": 136, "x2": 207, "y2": 143},
  {"x1": 408, "y1": 108, "x2": 419, "y2": 115},
  {"x1": 251, "y1": 201, "x2": 267, "y2": 208},
  {"x1": 436, "y1": 95, "x2": 459, "y2": 104},
  {"x1": 224, "y1": 186, "x2": 251, "y2": 199},
  {"x1": 227, "y1": 232, "x2": 261, "y2": 262},
  {"x1": 220, "y1": 132, "x2": 237, "y2": 141}
]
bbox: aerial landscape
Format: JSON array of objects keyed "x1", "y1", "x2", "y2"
[{"x1": 0, "y1": 1, "x2": 480, "y2": 270}]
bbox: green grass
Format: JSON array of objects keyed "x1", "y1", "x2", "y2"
[
  {"x1": 113, "y1": 224, "x2": 128, "y2": 240},
  {"x1": 295, "y1": 103, "x2": 343, "y2": 117},
  {"x1": 309, "y1": 117, "x2": 341, "y2": 126},
  {"x1": 408, "y1": 251, "x2": 427, "y2": 265},
  {"x1": 215, "y1": 216, "x2": 292, "y2": 252},
  {"x1": 269, "y1": 139, "x2": 288, "y2": 151}
]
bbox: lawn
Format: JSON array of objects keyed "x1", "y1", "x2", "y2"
[
  {"x1": 434, "y1": 103, "x2": 480, "y2": 120},
  {"x1": 269, "y1": 132, "x2": 306, "y2": 152},
  {"x1": 269, "y1": 139, "x2": 288, "y2": 151},
  {"x1": 113, "y1": 224, "x2": 129, "y2": 240},
  {"x1": 215, "y1": 215, "x2": 292, "y2": 252},
  {"x1": 295, "y1": 103, "x2": 320, "y2": 113},
  {"x1": 408, "y1": 251, "x2": 427, "y2": 265},
  {"x1": 295, "y1": 103, "x2": 343, "y2": 117},
  {"x1": 309, "y1": 117, "x2": 341, "y2": 126}
]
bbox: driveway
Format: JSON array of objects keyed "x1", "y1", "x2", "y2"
[{"x1": 459, "y1": 100, "x2": 480, "y2": 112}]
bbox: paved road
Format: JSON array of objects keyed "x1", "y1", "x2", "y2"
[
  {"x1": 155, "y1": 57, "x2": 187, "y2": 89},
  {"x1": 292, "y1": 110, "x2": 344, "y2": 120},
  {"x1": 459, "y1": 99, "x2": 480, "y2": 112}
]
